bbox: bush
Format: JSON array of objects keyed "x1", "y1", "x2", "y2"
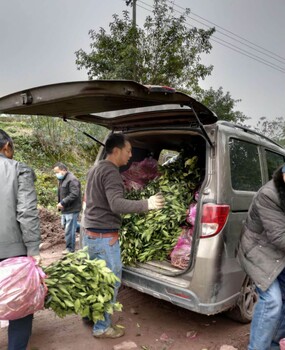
[{"x1": 0, "y1": 115, "x2": 105, "y2": 207}]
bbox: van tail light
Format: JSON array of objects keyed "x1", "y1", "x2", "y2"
[{"x1": 200, "y1": 204, "x2": 230, "y2": 238}]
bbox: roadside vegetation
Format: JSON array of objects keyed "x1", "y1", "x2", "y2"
[{"x1": 0, "y1": 115, "x2": 107, "y2": 209}]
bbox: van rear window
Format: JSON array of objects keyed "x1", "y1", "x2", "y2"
[{"x1": 229, "y1": 139, "x2": 262, "y2": 191}]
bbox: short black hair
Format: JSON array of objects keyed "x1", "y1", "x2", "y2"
[
  {"x1": 0, "y1": 129, "x2": 13, "y2": 151},
  {"x1": 105, "y1": 133, "x2": 129, "y2": 155},
  {"x1": 53, "y1": 162, "x2": 68, "y2": 171}
]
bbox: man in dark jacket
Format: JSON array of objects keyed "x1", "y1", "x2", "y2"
[
  {"x1": 0, "y1": 129, "x2": 41, "y2": 350},
  {"x1": 53, "y1": 162, "x2": 82, "y2": 254},
  {"x1": 238, "y1": 164, "x2": 285, "y2": 350}
]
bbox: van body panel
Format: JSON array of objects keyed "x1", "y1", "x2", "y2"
[{"x1": 122, "y1": 267, "x2": 240, "y2": 315}]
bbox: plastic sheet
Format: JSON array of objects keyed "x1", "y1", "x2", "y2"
[
  {"x1": 186, "y1": 191, "x2": 199, "y2": 225},
  {"x1": 280, "y1": 338, "x2": 285, "y2": 350},
  {"x1": 186, "y1": 203, "x2": 197, "y2": 226},
  {"x1": 121, "y1": 157, "x2": 160, "y2": 191},
  {"x1": 0, "y1": 256, "x2": 47, "y2": 320},
  {"x1": 170, "y1": 227, "x2": 193, "y2": 269}
]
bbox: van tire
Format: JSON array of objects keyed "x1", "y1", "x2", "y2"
[{"x1": 226, "y1": 275, "x2": 258, "y2": 324}]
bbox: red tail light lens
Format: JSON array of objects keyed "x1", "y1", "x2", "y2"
[{"x1": 200, "y1": 204, "x2": 230, "y2": 238}]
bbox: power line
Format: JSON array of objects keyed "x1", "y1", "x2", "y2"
[
  {"x1": 166, "y1": 1, "x2": 285, "y2": 66},
  {"x1": 167, "y1": 0, "x2": 285, "y2": 63},
  {"x1": 136, "y1": 0, "x2": 285, "y2": 74},
  {"x1": 211, "y1": 37, "x2": 285, "y2": 74}
]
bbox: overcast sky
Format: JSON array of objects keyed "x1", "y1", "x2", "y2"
[{"x1": 0, "y1": 0, "x2": 284, "y2": 126}]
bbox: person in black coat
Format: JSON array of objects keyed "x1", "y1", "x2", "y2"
[{"x1": 53, "y1": 162, "x2": 82, "y2": 254}]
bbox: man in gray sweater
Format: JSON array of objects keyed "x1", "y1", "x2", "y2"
[
  {"x1": 84, "y1": 133, "x2": 164, "y2": 339},
  {"x1": 0, "y1": 129, "x2": 41, "y2": 350}
]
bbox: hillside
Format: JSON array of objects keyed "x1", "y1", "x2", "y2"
[{"x1": 0, "y1": 115, "x2": 107, "y2": 208}]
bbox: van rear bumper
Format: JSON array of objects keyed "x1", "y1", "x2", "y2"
[{"x1": 122, "y1": 268, "x2": 239, "y2": 315}]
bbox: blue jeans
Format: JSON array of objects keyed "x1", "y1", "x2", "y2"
[
  {"x1": 83, "y1": 234, "x2": 122, "y2": 334},
  {"x1": 8, "y1": 314, "x2": 33, "y2": 350},
  {"x1": 249, "y1": 267, "x2": 285, "y2": 350},
  {"x1": 61, "y1": 212, "x2": 79, "y2": 252}
]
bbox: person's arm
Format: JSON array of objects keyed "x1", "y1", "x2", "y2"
[
  {"x1": 103, "y1": 168, "x2": 149, "y2": 214},
  {"x1": 16, "y1": 163, "x2": 41, "y2": 256}
]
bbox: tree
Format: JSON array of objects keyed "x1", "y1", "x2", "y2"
[
  {"x1": 197, "y1": 86, "x2": 249, "y2": 124},
  {"x1": 75, "y1": 0, "x2": 215, "y2": 93},
  {"x1": 256, "y1": 116, "x2": 285, "y2": 144}
]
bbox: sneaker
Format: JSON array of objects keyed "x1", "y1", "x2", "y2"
[
  {"x1": 93, "y1": 325, "x2": 125, "y2": 339},
  {"x1": 62, "y1": 249, "x2": 71, "y2": 255}
]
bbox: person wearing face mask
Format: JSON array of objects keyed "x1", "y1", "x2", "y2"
[
  {"x1": 0, "y1": 129, "x2": 41, "y2": 350},
  {"x1": 83, "y1": 133, "x2": 165, "y2": 339},
  {"x1": 53, "y1": 162, "x2": 82, "y2": 254}
]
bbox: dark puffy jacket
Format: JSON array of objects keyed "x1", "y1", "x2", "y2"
[
  {"x1": 0, "y1": 153, "x2": 41, "y2": 259},
  {"x1": 58, "y1": 171, "x2": 82, "y2": 214},
  {"x1": 237, "y1": 180, "x2": 285, "y2": 291}
]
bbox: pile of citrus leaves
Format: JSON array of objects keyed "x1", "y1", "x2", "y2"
[
  {"x1": 43, "y1": 249, "x2": 122, "y2": 321},
  {"x1": 120, "y1": 152, "x2": 201, "y2": 266}
]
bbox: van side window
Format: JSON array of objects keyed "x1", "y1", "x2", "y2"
[
  {"x1": 266, "y1": 150, "x2": 285, "y2": 179},
  {"x1": 229, "y1": 139, "x2": 262, "y2": 191}
]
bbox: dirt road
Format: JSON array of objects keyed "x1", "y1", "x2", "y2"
[
  {"x1": 0, "y1": 209, "x2": 250, "y2": 349},
  {"x1": 0, "y1": 242, "x2": 250, "y2": 350}
]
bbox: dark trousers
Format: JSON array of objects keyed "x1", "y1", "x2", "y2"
[{"x1": 8, "y1": 314, "x2": 33, "y2": 350}]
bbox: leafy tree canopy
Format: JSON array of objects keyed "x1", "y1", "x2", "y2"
[
  {"x1": 75, "y1": 0, "x2": 215, "y2": 93},
  {"x1": 256, "y1": 116, "x2": 285, "y2": 145},
  {"x1": 197, "y1": 86, "x2": 249, "y2": 124}
]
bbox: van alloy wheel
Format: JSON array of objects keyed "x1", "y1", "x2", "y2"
[{"x1": 226, "y1": 275, "x2": 258, "y2": 324}]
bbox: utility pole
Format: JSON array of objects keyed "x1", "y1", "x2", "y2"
[
  {"x1": 125, "y1": 0, "x2": 137, "y2": 80},
  {"x1": 126, "y1": 0, "x2": 137, "y2": 27}
]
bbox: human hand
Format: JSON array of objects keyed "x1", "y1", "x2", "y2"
[
  {"x1": 31, "y1": 255, "x2": 41, "y2": 265},
  {"x1": 148, "y1": 193, "x2": 165, "y2": 210},
  {"x1": 57, "y1": 203, "x2": 64, "y2": 210}
]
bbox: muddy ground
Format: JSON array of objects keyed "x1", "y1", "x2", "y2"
[{"x1": 0, "y1": 208, "x2": 250, "y2": 350}]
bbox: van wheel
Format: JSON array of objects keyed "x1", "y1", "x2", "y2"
[{"x1": 226, "y1": 275, "x2": 258, "y2": 323}]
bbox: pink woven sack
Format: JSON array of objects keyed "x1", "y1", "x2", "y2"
[{"x1": 0, "y1": 256, "x2": 47, "y2": 320}]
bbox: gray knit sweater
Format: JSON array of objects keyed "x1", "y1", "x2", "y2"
[{"x1": 84, "y1": 160, "x2": 148, "y2": 230}]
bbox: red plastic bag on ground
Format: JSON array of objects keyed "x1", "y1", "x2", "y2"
[{"x1": 0, "y1": 256, "x2": 47, "y2": 320}]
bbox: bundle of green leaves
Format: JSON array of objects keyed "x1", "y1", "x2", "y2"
[
  {"x1": 120, "y1": 153, "x2": 201, "y2": 266},
  {"x1": 43, "y1": 249, "x2": 122, "y2": 321}
]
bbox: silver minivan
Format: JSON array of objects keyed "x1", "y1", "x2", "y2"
[{"x1": 1, "y1": 80, "x2": 284, "y2": 323}]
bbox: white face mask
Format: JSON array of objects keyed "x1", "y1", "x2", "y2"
[{"x1": 56, "y1": 173, "x2": 65, "y2": 180}]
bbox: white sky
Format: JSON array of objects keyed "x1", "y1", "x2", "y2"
[{"x1": 0, "y1": 0, "x2": 284, "y2": 127}]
